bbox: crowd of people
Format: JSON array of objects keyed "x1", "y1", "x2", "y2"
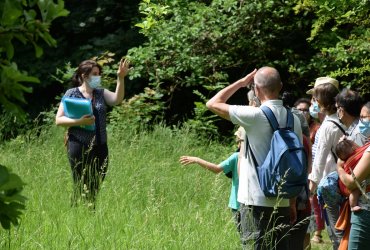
[
  {"x1": 204, "y1": 67, "x2": 369, "y2": 250},
  {"x1": 55, "y1": 59, "x2": 369, "y2": 249}
]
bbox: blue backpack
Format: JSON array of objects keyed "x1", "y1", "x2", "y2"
[
  {"x1": 317, "y1": 171, "x2": 343, "y2": 207},
  {"x1": 248, "y1": 106, "x2": 308, "y2": 199}
]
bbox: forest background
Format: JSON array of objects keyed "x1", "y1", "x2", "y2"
[{"x1": 1, "y1": 0, "x2": 369, "y2": 142}]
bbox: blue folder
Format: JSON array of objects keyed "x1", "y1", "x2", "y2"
[{"x1": 62, "y1": 97, "x2": 95, "y2": 131}]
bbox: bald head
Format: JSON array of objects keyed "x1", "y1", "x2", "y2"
[{"x1": 254, "y1": 67, "x2": 282, "y2": 96}]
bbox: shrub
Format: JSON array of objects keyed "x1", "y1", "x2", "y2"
[{"x1": 0, "y1": 164, "x2": 26, "y2": 230}]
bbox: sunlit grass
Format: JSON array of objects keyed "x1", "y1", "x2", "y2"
[
  {"x1": 0, "y1": 123, "x2": 335, "y2": 249},
  {"x1": 0, "y1": 125, "x2": 242, "y2": 249}
]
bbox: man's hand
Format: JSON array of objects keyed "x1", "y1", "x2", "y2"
[
  {"x1": 206, "y1": 68, "x2": 257, "y2": 120},
  {"x1": 238, "y1": 69, "x2": 257, "y2": 87}
]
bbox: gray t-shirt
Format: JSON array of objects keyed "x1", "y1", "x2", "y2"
[
  {"x1": 291, "y1": 107, "x2": 310, "y2": 138},
  {"x1": 64, "y1": 87, "x2": 107, "y2": 145}
]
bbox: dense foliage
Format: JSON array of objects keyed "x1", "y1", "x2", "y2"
[
  {"x1": 0, "y1": 0, "x2": 69, "y2": 141},
  {"x1": 295, "y1": 0, "x2": 370, "y2": 93},
  {"x1": 0, "y1": 0, "x2": 369, "y2": 140},
  {"x1": 124, "y1": 0, "x2": 369, "y2": 136},
  {"x1": 0, "y1": 0, "x2": 142, "y2": 141},
  {"x1": 0, "y1": 0, "x2": 69, "y2": 119}
]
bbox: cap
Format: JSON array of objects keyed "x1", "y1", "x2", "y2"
[
  {"x1": 306, "y1": 77, "x2": 339, "y2": 95},
  {"x1": 234, "y1": 126, "x2": 245, "y2": 141}
]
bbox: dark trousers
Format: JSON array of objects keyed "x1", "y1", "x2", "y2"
[
  {"x1": 232, "y1": 208, "x2": 242, "y2": 235},
  {"x1": 289, "y1": 208, "x2": 311, "y2": 250},
  {"x1": 240, "y1": 204, "x2": 290, "y2": 250},
  {"x1": 67, "y1": 138, "x2": 108, "y2": 205}
]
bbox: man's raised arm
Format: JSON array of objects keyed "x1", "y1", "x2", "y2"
[{"x1": 206, "y1": 69, "x2": 257, "y2": 120}]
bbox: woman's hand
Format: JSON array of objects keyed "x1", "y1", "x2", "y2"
[
  {"x1": 79, "y1": 115, "x2": 95, "y2": 126},
  {"x1": 117, "y1": 58, "x2": 130, "y2": 79}
]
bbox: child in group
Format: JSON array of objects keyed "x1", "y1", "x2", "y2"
[
  {"x1": 335, "y1": 139, "x2": 361, "y2": 211},
  {"x1": 179, "y1": 129, "x2": 242, "y2": 233}
]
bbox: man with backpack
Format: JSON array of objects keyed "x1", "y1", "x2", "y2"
[{"x1": 206, "y1": 66, "x2": 304, "y2": 250}]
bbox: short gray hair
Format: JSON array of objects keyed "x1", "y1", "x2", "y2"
[{"x1": 254, "y1": 66, "x2": 282, "y2": 94}]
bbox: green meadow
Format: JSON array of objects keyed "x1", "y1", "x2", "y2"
[{"x1": 0, "y1": 123, "x2": 331, "y2": 249}]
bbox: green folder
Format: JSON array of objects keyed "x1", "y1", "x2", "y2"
[{"x1": 62, "y1": 97, "x2": 95, "y2": 131}]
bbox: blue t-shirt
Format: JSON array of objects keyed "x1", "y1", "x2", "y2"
[{"x1": 220, "y1": 152, "x2": 239, "y2": 210}]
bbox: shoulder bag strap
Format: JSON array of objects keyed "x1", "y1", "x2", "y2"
[
  {"x1": 92, "y1": 89, "x2": 101, "y2": 145},
  {"x1": 328, "y1": 119, "x2": 347, "y2": 135},
  {"x1": 327, "y1": 119, "x2": 346, "y2": 162},
  {"x1": 245, "y1": 134, "x2": 258, "y2": 167}
]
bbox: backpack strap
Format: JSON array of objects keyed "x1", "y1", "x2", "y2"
[
  {"x1": 260, "y1": 106, "x2": 294, "y2": 131},
  {"x1": 286, "y1": 108, "x2": 294, "y2": 130},
  {"x1": 245, "y1": 106, "x2": 295, "y2": 168},
  {"x1": 260, "y1": 106, "x2": 279, "y2": 131}
]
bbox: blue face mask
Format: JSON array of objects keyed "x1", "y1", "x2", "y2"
[
  {"x1": 312, "y1": 101, "x2": 321, "y2": 112},
  {"x1": 88, "y1": 75, "x2": 101, "y2": 89},
  {"x1": 309, "y1": 102, "x2": 320, "y2": 119},
  {"x1": 359, "y1": 120, "x2": 370, "y2": 137},
  {"x1": 309, "y1": 105, "x2": 318, "y2": 119}
]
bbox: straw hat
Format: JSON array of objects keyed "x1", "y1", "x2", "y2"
[
  {"x1": 234, "y1": 127, "x2": 245, "y2": 142},
  {"x1": 306, "y1": 77, "x2": 339, "y2": 94}
]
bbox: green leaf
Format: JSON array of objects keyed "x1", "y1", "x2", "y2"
[
  {"x1": 1, "y1": 0, "x2": 22, "y2": 26},
  {"x1": 0, "y1": 173, "x2": 25, "y2": 191},
  {"x1": 2, "y1": 37, "x2": 15, "y2": 60},
  {"x1": 37, "y1": 0, "x2": 70, "y2": 22},
  {"x1": 0, "y1": 214, "x2": 11, "y2": 230},
  {"x1": 32, "y1": 42, "x2": 43, "y2": 58},
  {"x1": 0, "y1": 165, "x2": 10, "y2": 187}
]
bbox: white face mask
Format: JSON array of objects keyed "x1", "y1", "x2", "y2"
[{"x1": 88, "y1": 75, "x2": 101, "y2": 89}]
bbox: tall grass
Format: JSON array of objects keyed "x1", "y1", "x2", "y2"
[{"x1": 0, "y1": 123, "x2": 243, "y2": 249}]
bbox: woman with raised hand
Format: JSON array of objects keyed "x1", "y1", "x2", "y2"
[{"x1": 55, "y1": 58, "x2": 130, "y2": 207}]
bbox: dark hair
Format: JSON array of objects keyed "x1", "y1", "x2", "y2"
[
  {"x1": 71, "y1": 60, "x2": 102, "y2": 87},
  {"x1": 313, "y1": 83, "x2": 339, "y2": 113},
  {"x1": 281, "y1": 91, "x2": 295, "y2": 108},
  {"x1": 294, "y1": 98, "x2": 311, "y2": 108},
  {"x1": 335, "y1": 88, "x2": 362, "y2": 117},
  {"x1": 335, "y1": 139, "x2": 356, "y2": 161}
]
